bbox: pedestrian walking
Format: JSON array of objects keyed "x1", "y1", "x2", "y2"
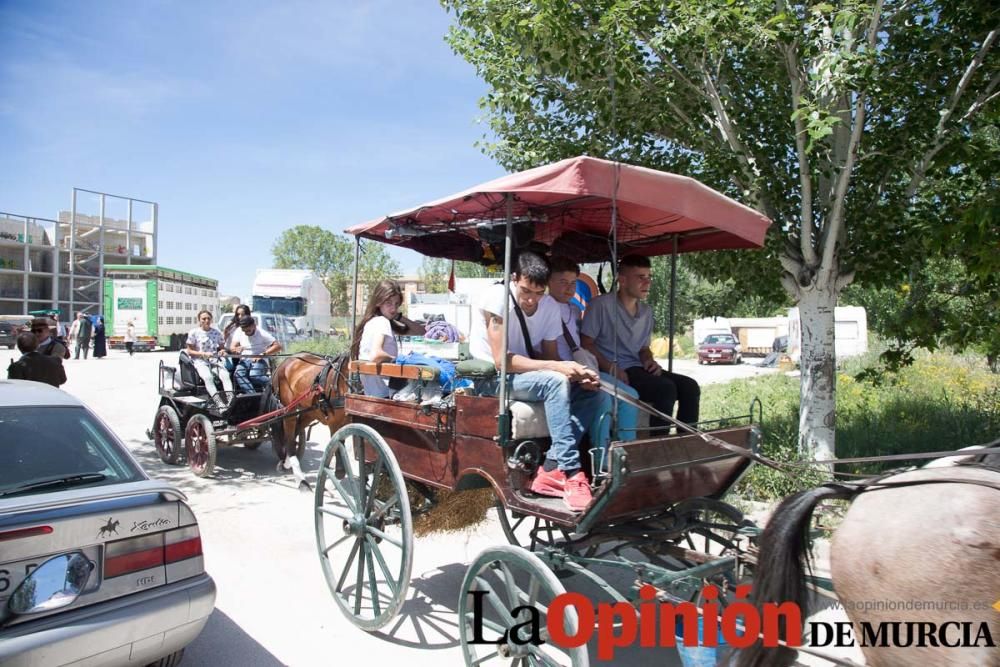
[
  {"x1": 74, "y1": 312, "x2": 93, "y2": 360},
  {"x1": 93, "y1": 316, "x2": 107, "y2": 359},
  {"x1": 125, "y1": 320, "x2": 136, "y2": 356}
]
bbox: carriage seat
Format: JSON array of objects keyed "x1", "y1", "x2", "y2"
[
  {"x1": 510, "y1": 401, "x2": 549, "y2": 439},
  {"x1": 177, "y1": 350, "x2": 222, "y2": 393},
  {"x1": 455, "y1": 359, "x2": 551, "y2": 438}
]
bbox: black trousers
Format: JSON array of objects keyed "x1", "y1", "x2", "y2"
[{"x1": 625, "y1": 366, "x2": 701, "y2": 429}]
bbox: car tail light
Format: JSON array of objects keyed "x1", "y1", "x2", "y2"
[
  {"x1": 103, "y1": 526, "x2": 203, "y2": 579},
  {"x1": 104, "y1": 534, "x2": 165, "y2": 578},
  {"x1": 164, "y1": 525, "x2": 202, "y2": 564}
]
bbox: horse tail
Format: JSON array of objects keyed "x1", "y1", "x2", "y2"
[{"x1": 736, "y1": 483, "x2": 861, "y2": 667}]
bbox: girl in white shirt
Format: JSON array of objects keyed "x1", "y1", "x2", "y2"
[{"x1": 352, "y1": 280, "x2": 423, "y2": 398}]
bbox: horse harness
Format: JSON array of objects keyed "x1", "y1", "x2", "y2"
[{"x1": 311, "y1": 353, "x2": 348, "y2": 417}]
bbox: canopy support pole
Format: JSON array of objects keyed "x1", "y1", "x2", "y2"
[
  {"x1": 348, "y1": 237, "x2": 361, "y2": 356},
  {"x1": 497, "y1": 194, "x2": 514, "y2": 443},
  {"x1": 667, "y1": 235, "x2": 678, "y2": 373}
]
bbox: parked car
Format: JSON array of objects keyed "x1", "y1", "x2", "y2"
[
  {"x1": 0, "y1": 322, "x2": 17, "y2": 350},
  {"x1": 697, "y1": 332, "x2": 743, "y2": 365},
  {"x1": 0, "y1": 380, "x2": 215, "y2": 666},
  {"x1": 219, "y1": 312, "x2": 306, "y2": 348}
]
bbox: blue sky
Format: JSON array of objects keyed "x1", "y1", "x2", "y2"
[{"x1": 0, "y1": 0, "x2": 506, "y2": 299}]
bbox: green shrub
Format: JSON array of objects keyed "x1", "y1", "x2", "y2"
[
  {"x1": 287, "y1": 336, "x2": 349, "y2": 357},
  {"x1": 703, "y1": 348, "x2": 1000, "y2": 501}
]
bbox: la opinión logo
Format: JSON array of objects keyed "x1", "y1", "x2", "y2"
[
  {"x1": 469, "y1": 583, "x2": 800, "y2": 661},
  {"x1": 468, "y1": 584, "x2": 997, "y2": 660}
]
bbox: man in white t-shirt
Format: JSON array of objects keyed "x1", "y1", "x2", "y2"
[
  {"x1": 470, "y1": 251, "x2": 603, "y2": 511},
  {"x1": 229, "y1": 315, "x2": 282, "y2": 393}
]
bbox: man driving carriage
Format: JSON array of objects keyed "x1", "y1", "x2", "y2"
[
  {"x1": 184, "y1": 309, "x2": 234, "y2": 410},
  {"x1": 229, "y1": 315, "x2": 282, "y2": 393},
  {"x1": 470, "y1": 251, "x2": 605, "y2": 511}
]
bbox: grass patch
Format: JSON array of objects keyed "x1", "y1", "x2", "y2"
[{"x1": 703, "y1": 348, "x2": 1000, "y2": 502}]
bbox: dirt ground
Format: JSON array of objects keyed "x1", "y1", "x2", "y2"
[{"x1": 1, "y1": 346, "x2": 859, "y2": 667}]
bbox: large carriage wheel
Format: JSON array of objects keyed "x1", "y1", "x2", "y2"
[
  {"x1": 153, "y1": 405, "x2": 182, "y2": 465},
  {"x1": 314, "y1": 423, "x2": 413, "y2": 631},
  {"x1": 494, "y1": 500, "x2": 572, "y2": 552},
  {"x1": 671, "y1": 497, "x2": 752, "y2": 558},
  {"x1": 185, "y1": 415, "x2": 217, "y2": 478},
  {"x1": 459, "y1": 545, "x2": 590, "y2": 667}
]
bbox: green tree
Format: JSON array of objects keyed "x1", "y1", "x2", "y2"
[
  {"x1": 419, "y1": 257, "x2": 450, "y2": 293},
  {"x1": 443, "y1": 0, "x2": 999, "y2": 458},
  {"x1": 272, "y1": 225, "x2": 401, "y2": 316}
]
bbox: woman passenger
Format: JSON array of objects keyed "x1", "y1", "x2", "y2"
[{"x1": 352, "y1": 280, "x2": 423, "y2": 398}]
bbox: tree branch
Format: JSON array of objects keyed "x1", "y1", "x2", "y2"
[
  {"x1": 820, "y1": 0, "x2": 884, "y2": 281},
  {"x1": 783, "y1": 40, "x2": 819, "y2": 267},
  {"x1": 906, "y1": 28, "x2": 999, "y2": 200}
]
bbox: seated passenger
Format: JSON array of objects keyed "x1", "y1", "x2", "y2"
[
  {"x1": 581, "y1": 254, "x2": 700, "y2": 431},
  {"x1": 470, "y1": 251, "x2": 604, "y2": 511},
  {"x1": 352, "y1": 280, "x2": 425, "y2": 399},
  {"x1": 185, "y1": 309, "x2": 233, "y2": 410},
  {"x1": 229, "y1": 316, "x2": 281, "y2": 393},
  {"x1": 545, "y1": 256, "x2": 639, "y2": 464}
]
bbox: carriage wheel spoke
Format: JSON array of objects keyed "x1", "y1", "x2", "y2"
[
  {"x1": 336, "y1": 537, "x2": 361, "y2": 592},
  {"x1": 318, "y1": 505, "x2": 352, "y2": 521},
  {"x1": 328, "y1": 474, "x2": 358, "y2": 514},
  {"x1": 524, "y1": 644, "x2": 563, "y2": 667},
  {"x1": 366, "y1": 535, "x2": 398, "y2": 597},
  {"x1": 353, "y1": 537, "x2": 367, "y2": 615},
  {"x1": 365, "y1": 539, "x2": 381, "y2": 617},
  {"x1": 469, "y1": 649, "x2": 501, "y2": 665},
  {"x1": 497, "y1": 562, "x2": 521, "y2": 610},
  {"x1": 364, "y1": 456, "x2": 385, "y2": 516},
  {"x1": 370, "y1": 492, "x2": 399, "y2": 523},
  {"x1": 322, "y1": 533, "x2": 351, "y2": 556},
  {"x1": 474, "y1": 577, "x2": 513, "y2": 620},
  {"x1": 366, "y1": 524, "x2": 402, "y2": 548}
]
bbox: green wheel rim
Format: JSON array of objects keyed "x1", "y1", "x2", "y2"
[
  {"x1": 459, "y1": 545, "x2": 590, "y2": 667},
  {"x1": 314, "y1": 423, "x2": 413, "y2": 631}
]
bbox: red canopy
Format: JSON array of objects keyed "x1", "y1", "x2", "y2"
[{"x1": 346, "y1": 156, "x2": 771, "y2": 263}]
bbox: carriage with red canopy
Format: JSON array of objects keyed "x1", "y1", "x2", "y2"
[{"x1": 314, "y1": 156, "x2": 772, "y2": 665}]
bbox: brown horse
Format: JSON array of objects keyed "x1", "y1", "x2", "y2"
[
  {"x1": 737, "y1": 448, "x2": 1000, "y2": 667},
  {"x1": 266, "y1": 352, "x2": 350, "y2": 470}
]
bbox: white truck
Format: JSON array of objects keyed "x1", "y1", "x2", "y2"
[
  {"x1": 103, "y1": 265, "x2": 220, "y2": 351},
  {"x1": 251, "y1": 269, "x2": 331, "y2": 337}
]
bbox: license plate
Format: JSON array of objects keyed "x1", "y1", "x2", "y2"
[
  {"x1": 708, "y1": 353, "x2": 721, "y2": 358},
  {"x1": 0, "y1": 557, "x2": 42, "y2": 604}
]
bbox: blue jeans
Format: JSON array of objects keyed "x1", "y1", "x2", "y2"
[
  {"x1": 479, "y1": 370, "x2": 605, "y2": 472},
  {"x1": 590, "y1": 372, "x2": 640, "y2": 471},
  {"x1": 233, "y1": 358, "x2": 271, "y2": 393}
]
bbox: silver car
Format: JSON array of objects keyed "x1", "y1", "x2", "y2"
[{"x1": 0, "y1": 380, "x2": 215, "y2": 666}]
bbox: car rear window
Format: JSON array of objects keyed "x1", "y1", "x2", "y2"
[{"x1": 0, "y1": 406, "x2": 144, "y2": 497}]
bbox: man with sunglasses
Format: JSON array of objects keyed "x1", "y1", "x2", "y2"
[
  {"x1": 31, "y1": 318, "x2": 69, "y2": 360},
  {"x1": 229, "y1": 315, "x2": 281, "y2": 393},
  {"x1": 581, "y1": 254, "x2": 700, "y2": 432}
]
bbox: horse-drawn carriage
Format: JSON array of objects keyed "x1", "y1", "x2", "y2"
[
  {"x1": 148, "y1": 354, "x2": 275, "y2": 477},
  {"x1": 312, "y1": 157, "x2": 782, "y2": 665}
]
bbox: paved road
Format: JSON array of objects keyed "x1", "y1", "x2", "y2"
[{"x1": 2, "y1": 348, "x2": 854, "y2": 667}]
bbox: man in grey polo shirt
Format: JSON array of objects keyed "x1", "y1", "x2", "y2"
[{"x1": 580, "y1": 254, "x2": 700, "y2": 430}]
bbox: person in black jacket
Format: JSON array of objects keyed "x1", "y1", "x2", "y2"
[{"x1": 7, "y1": 333, "x2": 67, "y2": 387}]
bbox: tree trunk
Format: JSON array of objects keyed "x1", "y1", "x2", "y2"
[{"x1": 797, "y1": 284, "x2": 838, "y2": 460}]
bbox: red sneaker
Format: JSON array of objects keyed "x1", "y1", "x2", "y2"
[
  {"x1": 564, "y1": 472, "x2": 593, "y2": 511},
  {"x1": 530, "y1": 466, "x2": 566, "y2": 497}
]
